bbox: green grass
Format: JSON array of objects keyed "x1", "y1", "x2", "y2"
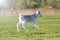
[{"x1": 0, "y1": 15, "x2": 60, "y2": 40}]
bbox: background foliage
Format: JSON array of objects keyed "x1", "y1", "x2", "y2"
[{"x1": 0, "y1": 0, "x2": 60, "y2": 9}]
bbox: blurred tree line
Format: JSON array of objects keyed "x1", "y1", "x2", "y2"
[
  {"x1": 17, "y1": 0, "x2": 47, "y2": 9},
  {"x1": 0, "y1": 0, "x2": 60, "y2": 10}
]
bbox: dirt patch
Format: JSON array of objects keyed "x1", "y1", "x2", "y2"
[{"x1": 0, "y1": 9, "x2": 60, "y2": 16}]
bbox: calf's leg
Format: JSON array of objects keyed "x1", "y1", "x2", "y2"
[
  {"x1": 32, "y1": 21, "x2": 41, "y2": 30},
  {"x1": 17, "y1": 22, "x2": 21, "y2": 31},
  {"x1": 22, "y1": 21, "x2": 28, "y2": 31}
]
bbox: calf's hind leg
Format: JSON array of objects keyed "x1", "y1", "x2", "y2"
[
  {"x1": 22, "y1": 21, "x2": 28, "y2": 31},
  {"x1": 17, "y1": 22, "x2": 21, "y2": 31}
]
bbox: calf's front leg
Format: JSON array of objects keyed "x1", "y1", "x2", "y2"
[{"x1": 32, "y1": 20, "x2": 41, "y2": 30}]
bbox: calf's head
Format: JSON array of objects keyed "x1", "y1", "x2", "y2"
[{"x1": 35, "y1": 11, "x2": 42, "y2": 17}]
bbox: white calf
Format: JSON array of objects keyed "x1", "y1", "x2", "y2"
[{"x1": 17, "y1": 11, "x2": 42, "y2": 31}]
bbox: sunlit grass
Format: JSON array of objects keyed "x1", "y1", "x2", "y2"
[{"x1": 0, "y1": 15, "x2": 60, "y2": 40}]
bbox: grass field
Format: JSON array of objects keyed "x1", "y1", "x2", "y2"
[{"x1": 0, "y1": 14, "x2": 60, "y2": 40}]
